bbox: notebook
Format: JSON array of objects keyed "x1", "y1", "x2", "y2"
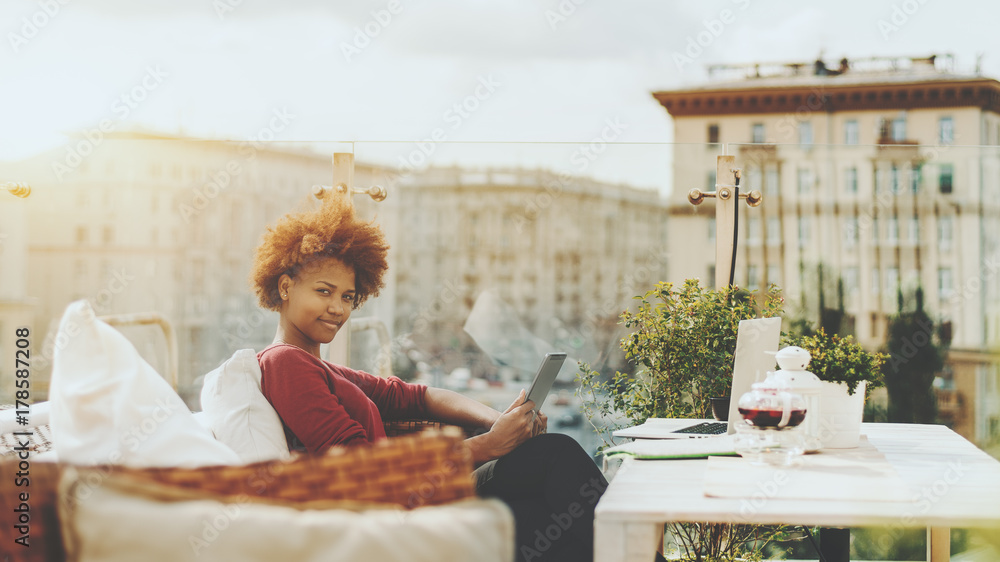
[{"x1": 613, "y1": 316, "x2": 781, "y2": 439}]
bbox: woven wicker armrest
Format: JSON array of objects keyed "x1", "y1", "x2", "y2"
[{"x1": 383, "y1": 419, "x2": 483, "y2": 438}]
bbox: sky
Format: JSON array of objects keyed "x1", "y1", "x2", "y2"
[{"x1": 2, "y1": 0, "x2": 999, "y2": 191}]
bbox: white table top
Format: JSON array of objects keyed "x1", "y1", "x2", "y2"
[{"x1": 596, "y1": 421, "x2": 1000, "y2": 529}]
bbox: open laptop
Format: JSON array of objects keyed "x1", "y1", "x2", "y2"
[{"x1": 613, "y1": 317, "x2": 781, "y2": 439}]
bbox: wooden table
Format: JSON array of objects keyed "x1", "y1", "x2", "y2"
[{"x1": 594, "y1": 422, "x2": 1000, "y2": 562}]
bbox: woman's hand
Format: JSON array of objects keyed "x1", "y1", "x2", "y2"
[
  {"x1": 531, "y1": 408, "x2": 548, "y2": 437},
  {"x1": 483, "y1": 390, "x2": 537, "y2": 458}
]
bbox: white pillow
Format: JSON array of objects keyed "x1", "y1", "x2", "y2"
[
  {"x1": 200, "y1": 349, "x2": 290, "y2": 463},
  {"x1": 49, "y1": 300, "x2": 240, "y2": 467},
  {"x1": 61, "y1": 474, "x2": 515, "y2": 562}
]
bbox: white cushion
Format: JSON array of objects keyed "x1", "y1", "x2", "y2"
[
  {"x1": 60, "y1": 472, "x2": 516, "y2": 562},
  {"x1": 49, "y1": 300, "x2": 239, "y2": 467},
  {"x1": 199, "y1": 349, "x2": 290, "y2": 463}
]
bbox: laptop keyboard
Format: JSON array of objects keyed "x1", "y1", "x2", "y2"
[{"x1": 672, "y1": 421, "x2": 728, "y2": 435}]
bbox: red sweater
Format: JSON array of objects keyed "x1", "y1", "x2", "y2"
[{"x1": 258, "y1": 344, "x2": 428, "y2": 452}]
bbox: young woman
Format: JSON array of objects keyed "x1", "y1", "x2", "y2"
[{"x1": 250, "y1": 195, "x2": 607, "y2": 562}]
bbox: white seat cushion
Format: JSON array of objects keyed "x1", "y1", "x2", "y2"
[
  {"x1": 200, "y1": 349, "x2": 290, "y2": 464},
  {"x1": 60, "y1": 470, "x2": 515, "y2": 562},
  {"x1": 49, "y1": 300, "x2": 239, "y2": 467}
]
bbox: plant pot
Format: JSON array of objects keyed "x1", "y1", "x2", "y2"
[
  {"x1": 816, "y1": 381, "x2": 866, "y2": 449},
  {"x1": 709, "y1": 396, "x2": 731, "y2": 421}
]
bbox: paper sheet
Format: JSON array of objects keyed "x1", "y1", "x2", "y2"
[{"x1": 703, "y1": 437, "x2": 912, "y2": 502}]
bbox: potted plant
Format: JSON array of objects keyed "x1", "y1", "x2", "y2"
[
  {"x1": 577, "y1": 278, "x2": 786, "y2": 560},
  {"x1": 784, "y1": 329, "x2": 888, "y2": 448}
]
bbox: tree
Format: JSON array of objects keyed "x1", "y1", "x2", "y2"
[{"x1": 883, "y1": 288, "x2": 946, "y2": 424}]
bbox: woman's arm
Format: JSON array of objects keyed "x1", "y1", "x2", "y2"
[{"x1": 423, "y1": 387, "x2": 500, "y2": 431}]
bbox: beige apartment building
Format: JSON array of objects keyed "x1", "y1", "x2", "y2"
[
  {"x1": 654, "y1": 55, "x2": 1000, "y2": 444},
  {"x1": 11, "y1": 132, "x2": 389, "y2": 402},
  {"x1": 6, "y1": 131, "x2": 668, "y2": 400},
  {"x1": 391, "y1": 167, "x2": 669, "y2": 376}
]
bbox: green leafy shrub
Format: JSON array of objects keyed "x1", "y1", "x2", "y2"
[
  {"x1": 577, "y1": 279, "x2": 783, "y2": 435},
  {"x1": 786, "y1": 329, "x2": 887, "y2": 397}
]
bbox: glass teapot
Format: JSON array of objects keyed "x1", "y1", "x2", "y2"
[{"x1": 737, "y1": 377, "x2": 808, "y2": 429}]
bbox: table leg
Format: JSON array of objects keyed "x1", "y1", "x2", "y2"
[
  {"x1": 819, "y1": 527, "x2": 850, "y2": 562},
  {"x1": 927, "y1": 527, "x2": 950, "y2": 562},
  {"x1": 594, "y1": 520, "x2": 660, "y2": 562}
]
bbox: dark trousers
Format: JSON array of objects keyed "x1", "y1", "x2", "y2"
[{"x1": 475, "y1": 433, "x2": 608, "y2": 562}]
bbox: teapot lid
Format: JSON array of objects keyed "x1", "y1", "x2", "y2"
[{"x1": 774, "y1": 346, "x2": 810, "y2": 371}]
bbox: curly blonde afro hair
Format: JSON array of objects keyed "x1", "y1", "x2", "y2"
[{"x1": 250, "y1": 194, "x2": 389, "y2": 311}]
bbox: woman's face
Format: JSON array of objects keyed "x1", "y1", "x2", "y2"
[{"x1": 278, "y1": 257, "x2": 356, "y2": 349}]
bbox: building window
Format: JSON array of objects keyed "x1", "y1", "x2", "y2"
[
  {"x1": 797, "y1": 168, "x2": 812, "y2": 194},
  {"x1": 874, "y1": 166, "x2": 885, "y2": 193},
  {"x1": 886, "y1": 267, "x2": 899, "y2": 298},
  {"x1": 767, "y1": 265, "x2": 780, "y2": 287},
  {"x1": 910, "y1": 163, "x2": 922, "y2": 193},
  {"x1": 76, "y1": 226, "x2": 87, "y2": 244},
  {"x1": 939, "y1": 163, "x2": 954, "y2": 194},
  {"x1": 799, "y1": 121, "x2": 813, "y2": 146},
  {"x1": 938, "y1": 267, "x2": 953, "y2": 297},
  {"x1": 749, "y1": 167, "x2": 762, "y2": 194},
  {"x1": 767, "y1": 217, "x2": 781, "y2": 246},
  {"x1": 871, "y1": 268, "x2": 880, "y2": 295},
  {"x1": 844, "y1": 120, "x2": 859, "y2": 145},
  {"x1": 708, "y1": 124, "x2": 720, "y2": 144},
  {"x1": 707, "y1": 170, "x2": 716, "y2": 190},
  {"x1": 892, "y1": 114, "x2": 907, "y2": 141},
  {"x1": 938, "y1": 216, "x2": 953, "y2": 250},
  {"x1": 765, "y1": 167, "x2": 779, "y2": 195},
  {"x1": 845, "y1": 167, "x2": 858, "y2": 194},
  {"x1": 890, "y1": 164, "x2": 900, "y2": 194},
  {"x1": 939, "y1": 116, "x2": 954, "y2": 145},
  {"x1": 747, "y1": 217, "x2": 761, "y2": 244},
  {"x1": 887, "y1": 217, "x2": 898, "y2": 245},
  {"x1": 708, "y1": 217, "x2": 716, "y2": 243},
  {"x1": 872, "y1": 217, "x2": 880, "y2": 245},
  {"x1": 752, "y1": 123, "x2": 765, "y2": 143},
  {"x1": 844, "y1": 267, "x2": 859, "y2": 295},
  {"x1": 748, "y1": 266, "x2": 759, "y2": 290},
  {"x1": 909, "y1": 217, "x2": 920, "y2": 245},
  {"x1": 844, "y1": 217, "x2": 858, "y2": 248},
  {"x1": 798, "y1": 216, "x2": 811, "y2": 248}
]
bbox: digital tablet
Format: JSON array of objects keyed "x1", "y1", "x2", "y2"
[{"x1": 523, "y1": 352, "x2": 567, "y2": 412}]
